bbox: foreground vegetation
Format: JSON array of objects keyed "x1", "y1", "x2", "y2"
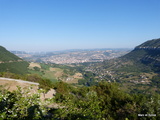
[
  {"x1": 0, "y1": 81, "x2": 159, "y2": 120},
  {"x1": 0, "y1": 40, "x2": 160, "y2": 119}
]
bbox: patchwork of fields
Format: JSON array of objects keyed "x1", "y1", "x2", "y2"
[{"x1": 28, "y1": 62, "x2": 83, "y2": 83}]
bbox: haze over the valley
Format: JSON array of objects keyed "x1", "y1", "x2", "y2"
[{"x1": 1, "y1": 0, "x2": 160, "y2": 52}]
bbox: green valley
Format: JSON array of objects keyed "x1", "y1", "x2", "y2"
[
  {"x1": 28, "y1": 62, "x2": 83, "y2": 83},
  {"x1": 0, "y1": 39, "x2": 160, "y2": 119}
]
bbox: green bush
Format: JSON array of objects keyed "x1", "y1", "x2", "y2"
[{"x1": 0, "y1": 86, "x2": 51, "y2": 120}]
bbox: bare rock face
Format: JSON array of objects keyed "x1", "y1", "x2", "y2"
[{"x1": 40, "y1": 89, "x2": 56, "y2": 100}]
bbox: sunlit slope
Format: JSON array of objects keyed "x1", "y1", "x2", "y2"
[
  {"x1": 0, "y1": 46, "x2": 29, "y2": 74},
  {"x1": 121, "y1": 38, "x2": 160, "y2": 71}
]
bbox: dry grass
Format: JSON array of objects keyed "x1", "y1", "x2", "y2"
[
  {"x1": 49, "y1": 67, "x2": 64, "y2": 78},
  {"x1": 0, "y1": 79, "x2": 38, "y2": 92},
  {"x1": 0, "y1": 79, "x2": 56, "y2": 100},
  {"x1": 29, "y1": 62, "x2": 41, "y2": 69},
  {"x1": 73, "y1": 73, "x2": 83, "y2": 79}
]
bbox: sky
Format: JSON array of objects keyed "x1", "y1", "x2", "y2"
[{"x1": 0, "y1": 0, "x2": 160, "y2": 52}]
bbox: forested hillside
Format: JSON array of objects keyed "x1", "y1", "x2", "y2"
[
  {"x1": 122, "y1": 38, "x2": 160, "y2": 71},
  {"x1": 0, "y1": 46, "x2": 22, "y2": 62},
  {"x1": 0, "y1": 46, "x2": 29, "y2": 74}
]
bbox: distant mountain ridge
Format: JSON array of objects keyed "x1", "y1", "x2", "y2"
[
  {"x1": 136, "y1": 38, "x2": 160, "y2": 49},
  {"x1": 122, "y1": 38, "x2": 160, "y2": 70},
  {"x1": 0, "y1": 46, "x2": 29, "y2": 74}
]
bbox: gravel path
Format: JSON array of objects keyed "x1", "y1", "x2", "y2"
[{"x1": 0, "y1": 77, "x2": 39, "y2": 85}]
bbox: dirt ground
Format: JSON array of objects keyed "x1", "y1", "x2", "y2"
[
  {"x1": 0, "y1": 79, "x2": 56, "y2": 100},
  {"x1": 0, "y1": 79, "x2": 38, "y2": 91}
]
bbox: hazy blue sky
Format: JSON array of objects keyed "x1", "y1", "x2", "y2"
[{"x1": 0, "y1": 0, "x2": 160, "y2": 51}]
